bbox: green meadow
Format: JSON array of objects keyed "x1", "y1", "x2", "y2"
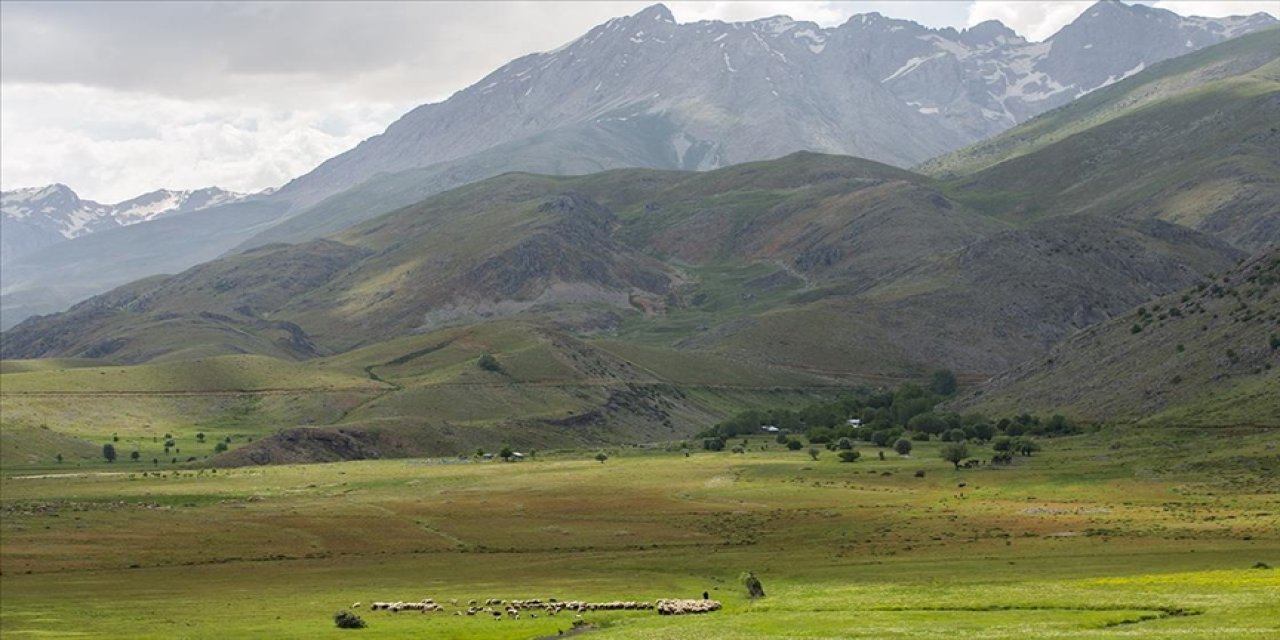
[{"x1": 2, "y1": 430, "x2": 1276, "y2": 639}]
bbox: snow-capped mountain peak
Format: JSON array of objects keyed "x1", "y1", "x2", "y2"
[{"x1": 0, "y1": 184, "x2": 251, "y2": 263}]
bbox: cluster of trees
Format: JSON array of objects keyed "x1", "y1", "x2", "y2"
[{"x1": 700, "y1": 372, "x2": 1077, "y2": 457}]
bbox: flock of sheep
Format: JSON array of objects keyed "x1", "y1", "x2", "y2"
[{"x1": 357, "y1": 596, "x2": 722, "y2": 619}]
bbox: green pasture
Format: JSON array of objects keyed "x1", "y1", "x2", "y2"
[{"x1": 1, "y1": 431, "x2": 1276, "y2": 639}]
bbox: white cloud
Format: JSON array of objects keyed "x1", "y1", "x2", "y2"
[
  {"x1": 966, "y1": 1, "x2": 1276, "y2": 41},
  {"x1": 0, "y1": 84, "x2": 409, "y2": 202},
  {"x1": 965, "y1": 1, "x2": 1096, "y2": 41},
  {"x1": 1149, "y1": 1, "x2": 1278, "y2": 18}
]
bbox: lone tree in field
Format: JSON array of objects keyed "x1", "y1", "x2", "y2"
[
  {"x1": 786, "y1": 439, "x2": 803, "y2": 451},
  {"x1": 742, "y1": 572, "x2": 766, "y2": 599},
  {"x1": 55, "y1": 453, "x2": 63, "y2": 464},
  {"x1": 894, "y1": 438, "x2": 913, "y2": 456},
  {"x1": 838, "y1": 450, "x2": 861, "y2": 463},
  {"x1": 196, "y1": 432, "x2": 206, "y2": 443},
  {"x1": 499, "y1": 446, "x2": 514, "y2": 462},
  {"x1": 130, "y1": 450, "x2": 141, "y2": 462},
  {"x1": 940, "y1": 443, "x2": 970, "y2": 470},
  {"x1": 102, "y1": 443, "x2": 117, "y2": 463},
  {"x1": 595, "y1": 451, "x2": 609, "y2": 464},
  {"x1": 808, "y1": 447, "x2": 821, "y2": 461}
]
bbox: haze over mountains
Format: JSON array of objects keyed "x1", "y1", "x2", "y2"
[
  {"x1": 0, "y1": 184, "x2": 249, "y2": 264},
  {"x1": 1, "y1": 0, "x2": 1275, "y2": 328}
]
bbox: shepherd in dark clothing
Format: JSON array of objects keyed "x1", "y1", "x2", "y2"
[{"x1": 702, "y1": 591, "x2": 709, "y2": 600}]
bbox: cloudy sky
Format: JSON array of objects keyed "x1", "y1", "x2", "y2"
[{"x1": 1, "y1": 1, "x2": 1274, "y2": 202}]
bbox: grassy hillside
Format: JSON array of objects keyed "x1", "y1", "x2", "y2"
[
  {"x1": 924, "y1": 29, "x2": 1280, "y2": 249},
  {"x1": 956, "y1": 247, "x2": 1280, "y2": 425},
  {"x1": 1, "y1": 321, "x2": 847, "y2": 468},
  {"x1": 0, "y1": 354, "x2": 384, "y2": 394}
]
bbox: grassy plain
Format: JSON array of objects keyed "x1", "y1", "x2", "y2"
[{"x1": 2, "y1": 430, "x2": 1276, "y2": 639}]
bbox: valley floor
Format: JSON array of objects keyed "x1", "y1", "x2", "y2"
[{"x1": 1, "y1": 432, "x2": 1277, "y2": 639}]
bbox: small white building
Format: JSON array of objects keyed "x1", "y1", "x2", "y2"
[
  {"x1": 847, "y1": 419, "x2": 862, "y2": 427},
  {"x1": 761, "y1": 425, "x2": 780, "y2": 433}
]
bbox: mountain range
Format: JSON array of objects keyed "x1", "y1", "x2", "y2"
[
  {"x1": 1, "y1": 0, "x2": 1274, "y2": 328},
  {"x1": 7, "y1": 26, "x2": 1276, "y2": 384},
  {"x1": 0, "y1": 184, "x2": 249, "y2": 265}
]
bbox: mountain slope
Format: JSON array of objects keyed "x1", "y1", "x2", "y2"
[
  {"x1": 925, "y1": 28, "x2": 1280, "y2": 250},
  {"x1": 0, "y1": 154, "x2": 1243, "y2": 383},
  {"x1": 954, "y1": 246, "x2": 1280, "y2": 426},
  {"x1": 277, "y1": 2, "x2": 1274, "y2": 210}
]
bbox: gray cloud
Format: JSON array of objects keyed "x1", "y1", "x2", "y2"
[{"x1": 1, "y1": 1, "x2": 672, "y2": 105}]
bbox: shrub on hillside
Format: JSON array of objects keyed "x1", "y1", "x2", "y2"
[
  {"x1": 837, "y1": 450, "x2": 861, "y2": 463},
  {"x1": 333, "y1": 610, "x2": 366, "y2": 629},
  {"x1": 477, "y1": 353, "x2": 502, "y2": 372}
]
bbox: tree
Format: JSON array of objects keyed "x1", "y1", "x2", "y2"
[
  {"x1": 930, "y1": 369, "x2": 958, "y2": 395},
  {"x1": 907, "y1": 412, "x2": 947, "y2": 435},
  {"x1": 836, "y1": 437, "x2": 853, "y2": 450},
  {"x1": 786, "y1": 439, "x2": 803, "y2": 451},
  {"x1": 214, "y1": 441, "x2": 229, "y2": 453},
  {"x1": 1015, "y1": 438, "x2": 1041, "y2": 457},
  {"x1": 969, "y1": 423, "x2": 996, "y2": 442},
  {"x1": 774, "y1": 433, "x2": 789, "y2": 445},
  {"x1": 940, "y1": 443, "x2": 970, "y2": 470},
  {"x1": 477, "y1": 353, "x2": 502, "y2": 372},
  {"x1": 894, "y1": 438, "x2": 913, "y2": 456},
  {"x1": 102, "y1": 443, "x2": 117, "y2": 463},
  {"x1": 499, "y1": 446, "x2": 514, "y2": 462},
  {"x1": 837, "y1": 450, "x2": 861, "y2": 463},
  {"x1": 130, "y1": 450, "x2": 141, "y2": 462},
  {"x1": 196, "y1": 432, "x2": 206, "y2": 443},
  {"x1": 55, "y1": 453, "x2": 63, "y2": 464},
  {"x1": 594, "y1": 452, "x2": 609, "y2": 464},
  {"x1": 942, "y1": 428, "x2": 967, "y2": 443},
  {"x1": 703, "y1": 437, "x2": 725, "y2": 451},
  {"x1": 992, "y1": 436, "x2": 1013, "y2": 452},
  {"x1": 807, "y1": 447, "x2": 821, "y2": 461}
]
